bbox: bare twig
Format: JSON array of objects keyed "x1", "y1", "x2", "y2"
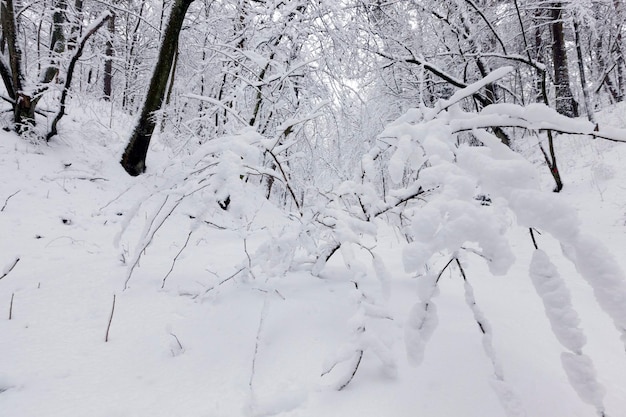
[
  {"x1": 194, "y1": 267, "x2": 245, "y2": 299},
  {"x1": 105, "y1": 294, "x2": 116, "y2": 342},
  {"x1": 337, "y1": 349, "x2": 364, "y2": 391},
  {"x1": 243, "y1": 238, "x2": 256, "y2": 280},
  {"x1": 124, "y1": 195, "x2": 184, "y2": 290},
  {"x1": 436, "y1": 257, "x2": 456, "y2": 284},
  {"x1": 249, "y1": 297, "x2": 269, "y2": 390},
  {"x1": 203, "y1": 220, "x2": 226, "y2": 230},
  {"x1": 529, "y1": 228, "x2": 539, "y2": 250},
  {"x1": 170, "y1": 332, "x2": 184, "y2": 355},
  {"x1": 9, "y1": 293, "x2": 14, "y2": 320},
  {"x1": 460, "y1": 247, "x2": 492, "y2": 262},
  {"x1": 1, "y1": 190, "x2": 20, "y2": 212},
  {"x1": 0, "y1": 257, "x2": 20, "y2": 280},
  {"x1": 97, "y1": 184, "x2": 136, "y2": 213},
  {"x1": 161, "y1": 230, "x2": 193, "y2": 288}
]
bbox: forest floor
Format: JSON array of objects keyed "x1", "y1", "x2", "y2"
[{"x1": 1, "y1": 101, "x2": 626, "y2": 417}]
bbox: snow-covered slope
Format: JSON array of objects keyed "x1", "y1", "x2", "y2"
[{"x1": 1, "y1": 104, "x2": 626, "y2": 417}]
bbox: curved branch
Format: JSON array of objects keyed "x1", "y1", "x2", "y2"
[
  {"x1": 46, "y1": 12, "x2": 113, "y2": 141},
  {"x1": 463, "y1": 0, "x2": 507, "y2": 54}
]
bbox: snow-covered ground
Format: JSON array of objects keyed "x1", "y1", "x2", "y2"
[{"x1": 1, "y1": 102, "x2": 626, "y2": 417}]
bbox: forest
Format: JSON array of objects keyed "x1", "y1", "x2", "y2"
[{"x1": 1, "y1": 1, "x2": 626, "y2": 416}]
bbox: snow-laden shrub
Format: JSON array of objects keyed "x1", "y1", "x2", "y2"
[
  {"x1": 120, "y1": 68, "x2": 626, "y2": 412},
  {"x1": 359, "y1": 68, "x2": 626, "y2": 416},
  {"x1": 256, "y1": 67, "x2": 626, "y2": 410}
]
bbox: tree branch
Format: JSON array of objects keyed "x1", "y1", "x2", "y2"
[{"x1": 46, "y1": 11, "x2": 113, "y2": 141}]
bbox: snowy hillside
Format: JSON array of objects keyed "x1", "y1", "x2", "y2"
[{"x1": 1, "y1": 102, "x2": 626, "y2": 417}]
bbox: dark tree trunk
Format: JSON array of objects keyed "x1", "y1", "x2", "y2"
[
  {"x1": 1, "y1": 0, "x2": 34, "y2": 132},
  {"x1": 550, "y1": 3, "x2": 578, "y2": 117},
  {"x1": 103, "y1": 13, "x2": 115, "y2": 100},
  {"x1": 613, "y1": 0, "x2": 625, "y2": 102},
  {"x1": 533, "y1": 8, "x2": 546, "y2": 103},
  {"x1": 120, "y1": 0, "x2": 194, "y2": 176}
]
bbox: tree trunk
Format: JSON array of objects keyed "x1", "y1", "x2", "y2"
[
  {"x1": 120, "y1": 0, "x2": 194, "y2": 176},
  {"x1": 67, "y1": 0, "x2": 84, "y2": 50},
  {"x1": 573, "y1": 18, "x2": 594, "y2": 123},
  {"x1": 41, "y1": 0, "x2": 67, "y2": 85},
  {"x1": 1, "y1": 0, "x2": 34, "y2": 132},
  {"x1": 550, "y1": 3, "x2": 578, "y2": 117},
  {"x1": 103, "y1": 12, "x2": 115, "y2": 100}
]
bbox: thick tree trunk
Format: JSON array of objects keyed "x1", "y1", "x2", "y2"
[
  {"x1": 550, "y1": 3, "x2": 578, "y2": 117},
  {"x1": 1, "y1": 0, "x2": 34, "y2": 132},
  {"x1": 120, "y1": 0, "x2": 194, "y2": 176}
]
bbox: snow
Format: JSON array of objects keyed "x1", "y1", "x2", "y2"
[
  {"x1": 2, "y1": 98, "x2": 626, "y2": 417},
  {"x1": 529, "y1": 250, "x2": 587, "y2": 353}
]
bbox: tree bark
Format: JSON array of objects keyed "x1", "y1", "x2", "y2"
[
  {"x1": 103, "y1": 12, "x2": 115, "y2": 100},
  {"x1": 550, "y1": 3, "x2": 578, "y2": 117},
  {"x1": 120, "y1": 0, "x2": 194, "y2": 176},
  {"x1": 1, "y1": 0, "x2": 34, "y2": 132},
  {"x1": 573, "y1": 18, "x2": 594, "y2": 123},
  {"x1": 41, "y1": 0, "x2": 67, "y2": 85}
]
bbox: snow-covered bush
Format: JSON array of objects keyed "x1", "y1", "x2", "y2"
[{"x1": 120, "y1": 69, "x2": 626, "y2": 411}]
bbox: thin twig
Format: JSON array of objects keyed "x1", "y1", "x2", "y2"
[
  {"x1": 0, "y1": 257, "x2": 20, "y2": 280},
  {"x1": 243, "y1": 238, "x2": 256, "y2": 279},
  {"x1": 105, "y1": 294, "x2": 116, "y2": 342},
  {"x1": 161, "y1": 230, "x2": 193, "y2": 288},
  {"x1": 460, "y1": 247, "x2": 492, "y2": 262},
  {"x1": 170, "y1": 332, "x2": 183, "y2": 350},
  {"x1": 529, "y1": 228, "x2": 539, "y2": 250},
  {"x1": 249, "y1": 297, "x2": 269, "y2": 390},
  {"x1": 124, "y1": 195, "x2": 184, "y2": 290},
  {"x1": 265, "y1": 149, "x2": 302, "y2": 214},
  {"x1": 1, "y1": 190, "x2": 20, "y2": 212},
  {"x1": 194, "y1": 267, "x2": 245, "y2": 299},
  {"x1": 338, "y1": 350, "x2": 364, "y2": 391},
  {"x1": 436, "y1": 257, "x2": 456, "y2": 284},
  {"x1": 9, "y1": 293, "x2": 14, "y2": 320},
  {"x1": 97, "y1": 184, "x2": 135, "y2": 213},
  {"x1": 203, "y1": 220, "x2": 226, "y2": 230}
]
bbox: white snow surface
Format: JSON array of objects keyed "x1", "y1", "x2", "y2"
[{"x1": 1, "y1": 101, "x2": 626, "y2": 417}]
